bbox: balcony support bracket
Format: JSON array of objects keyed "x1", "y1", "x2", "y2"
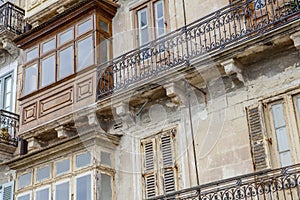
[
  {"x1": 27, "y1": 137, "x2": 41, "y2": 150},
  {"x1": 113, "y1": 102, "x2": 134, "y2": 130},
  {"x1": 290, "y1": 31, "x2": 300, "y2": 50},
  {"x1": 221, "y1": 59, "x2": 244, "y2": 85},
  {"x1": 164, "y1": 81, "x2": 186, "y2": 106},
  {"x1": 55, "y1": 126, "x2": 74, "y2": 139}
]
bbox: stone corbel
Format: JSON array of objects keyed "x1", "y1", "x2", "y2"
[
  {"x1": 221, "y1": 58, "x2": 244, "y2": 84},
  {"x1": 1, "y1": 38, "x2": 19, "y2": 59},
  {"x1": 290, "y1": 31, "x2": 300, "y2": 50},
  {"x1": 55, "y1": 126, "x2": 75, "y2": 139},
  {"x1": 27, "y1": 137, "x2": 41, "y2": 150},
  {"x1": 164, "y1": 81, "x2": 186, "y2": 106},
  {"x1": 113, "y1": 102, "x2": 134, "y2": 130}
]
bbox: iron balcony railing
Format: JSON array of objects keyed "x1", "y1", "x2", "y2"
[
  {"x1": 97, "y1": 0, "x2": 300, "y2": 99},
  {"x1": 147, "y1": 163, "x2": 300, "y2": 200},
  {"x1": 0, "y1": 109, "x2": 19, "y2": 147},
  {"x1": 0, "y1": 1, "x2": 25, "y2": 34}
]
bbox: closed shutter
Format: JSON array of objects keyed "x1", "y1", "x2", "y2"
[
  {"x1": 160, "y1": 135, "x2": 176, "y2": 194},
  {"x1": 246, "y1": 105, "x2": 269, "y2": 171},
  {"x1": 2, "y1": 181, "x2": 14, "y2": 200},
  {"x1": 142, "y1": 139, "x2": 157, "y2": 198}
]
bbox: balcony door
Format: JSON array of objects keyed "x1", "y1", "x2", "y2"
[{"x1": 0, "y1": 72, "x2": 13, "y2": 112}]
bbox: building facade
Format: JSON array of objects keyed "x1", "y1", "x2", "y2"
[{"x1": 0, "y1": 0, "x2": 300, "y2": 199}]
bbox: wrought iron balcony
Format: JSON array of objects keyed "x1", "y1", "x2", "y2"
[
  {"x1": 147, "y1": 163, "x2": 300, "y2": 200},
  {"x1": 0, "y1": 109, "x2": 19, "y2": 147},
  {"x1": 97, "y1": 0, "x2": 300, "y2": 99},
  {"x1": 0, "y1": 1, "x2": 25, "y2": 35}
]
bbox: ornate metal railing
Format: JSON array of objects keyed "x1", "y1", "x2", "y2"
[
  {"x1": 147, "y1": 163, "x2": 300, "y2": 200},
  {"x1": 0, "y1": 2, "x2": 25, "y2": 34},
  {"x1": 0, "y1": 109, "x2": 19, "y2": 147},
  {"x1": 97, "y1": 0, "x2": 300, "y2": 99}
]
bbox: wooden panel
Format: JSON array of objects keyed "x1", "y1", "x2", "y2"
[
  {"x1": 76, "y1": 78, "x2": 93, "y2": 102},
  {"x1": 22, "y1": 102, "x2": 37, "y2": 124},
  {"x1": 39, "y1": 87, "x2": 73, "y2": 117}
]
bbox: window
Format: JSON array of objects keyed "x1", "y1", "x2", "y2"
[
  {"x1": 18, "y1": 172, "x2": 32, "y2": 190},
  {"x1": 99, "y1": 173, "x2": 112, "y2": 200},
  {"x1": 247, "y1": 90, "x2": 300, "y2": 170},
  {"x1": 136, "y1": 0, "x2": 166, "y2": 46},
  {"x1": 100, "y1": 152, "x2": 111, "y2": 166},
  {"x1": 76, "y1": 152, "x2": 91, "y2": 169},
  {"x1": 75, "y1": 173, "x2": 92, "y2": 200},
  {"x1": 0, "y1": 181, "x2": 14, "y2": 200},
  {"x1": 17, "y1": 192, "x2": 31, "y2": 200},
  {"x1": 23, "y1": 17, "x2": 96, "y2": 95},
  {"x1": 0, "y1": 73, "x2": 13, "y2": 111},
  {"x1": 35, "y1": 186, "x2": 50, "y2": 200},
  {"x1": 55, "y1": 180, "x2": 70, "y2": 200},
  {"x1": 141, "y1": 128, "x2": 177, "y2": 198},
  {"x1": 55, "y1": 158, "x2": 70, "y2": 176},
  {"x1": 36, "y1": 165, "x2": 50, "y2": 182}
]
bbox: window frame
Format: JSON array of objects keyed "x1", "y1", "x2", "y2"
[
  {"x1": 54, "y1": 178, "x2": 71, "y2": 200},
  {"x1": 17, "y1": 171, "x2": 33, "y2": 190},
  {"x1": 17, "y1": 191, "x2": 31, "y2": 200},
  {"x1": 0, "y1": 72, "x2": 13, "y2": 111},
  {"x1": 34, "y1": 185, "x2": 51, "y2": 200},
  {"x1": 55, "y1": 158, "x2": 71, "y2": 177},
  {"x1": 133, "y1": 0, "x2": 168, "y2": 47},
  {"x1": 35, "y1": 164, "x2": 51, "y2": 183},
  {"x1": 74, "y1": 172, "x2": 94, "y2": 200},
  {"x1": 75, "y1": 151, "x2": 92, "y2": 170},
  {"x1": 141, "y1": 127, "x2": 177, "y2": 198}
]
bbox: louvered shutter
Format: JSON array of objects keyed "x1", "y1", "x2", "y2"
[
  {"x1": 246, "y1": 105, "x2": 269, "y2": 171},
  {"x1": 161, "y1": 134, "x2": 176, "y2": 194},
  {"x1": 142, "y1": 139, "x2": 157, "y2": 198},
  {"x1": 2, "y1": 181, "x2": 14, "y2": 200}
]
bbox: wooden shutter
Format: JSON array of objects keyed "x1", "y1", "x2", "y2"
[
  {"x1": 161, "y1": 133, "x2": 176, "y2": 194},
  {"x1": 2, "y1": 181, "x2": 14, "y2": 200},
  {"x1": 246, "y1": 105, "x2": 269, "y2": 171},
  {"x1": 142, "y1": 139, "x2": 157, "y2": 198}
]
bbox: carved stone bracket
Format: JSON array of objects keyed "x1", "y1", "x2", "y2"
[
  {"x1": 55, "y1": 126, "x2": 75, "y2": 139},
  {"x1": 290, "y1": 31, "x2": 300, "y2": 50},
  {"x1": 164, "y1": 81, "x2": 186, "y2": 106},
  {"x1": 221, "y1": 58, "x2": 244, "y2": 84},
  {"x1": 27, "y1": 137, "x2": 41, "y2": 150},
  {"x1": 113, "y1": 102, "x2": 134, "y2": 131}
]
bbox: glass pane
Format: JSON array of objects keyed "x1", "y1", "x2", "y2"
[
  {"x1": 26, "y1": 47, "x2": 38, "y2": 62},
  {"x1": 76, "y1": 152, "x2": 91, "y2": 168},
  {"x1": 36, "y1": 188, "x2": 49, "y2": 200},
  {"x1": 56, "y1": 159, "x2": 70, "y2": 176},
  {"x1": 18, "y1": 194, "x2": 30, "y2": 200},
  {"x1": 276, "y1": 127, "x2": 290, "y2": 152},
  {"x1": 55, "y1": 181, "x2": 69, "y2": 200},
  {"x1": 24, "y1": 64, "x2": 38, "y2": 94},
  {"x1": 78, "y1": 36, "x2": 94, "y2": 70},
  {"x1": 155, "y1": 1, "x2": 164, "y2": 18},
  {"x1": 42, "y1": 39, "x2": 55, "y2": 54},
  {"x1": 4, "y1": 76, "x2": 12, "y2": 111},
  {"x1": 78, "y1": 19, "x2": 92, "y2": 36},
  {"x1": 157, "y1": 19, "x2": 165, "y2": 37},
  {"x1": 0, "y1": 80, "x2": 2, "y2": 108},
  {"x1": 140, "y1": 28, "x2": 149, "y2": 45},
  {"x1": 76, "y1": 174, "x2": 91, "y2": 200},
  {"x1": 101, "y1": 152, "x2": 111, "y2": 166},
  {"x1": 280, "y1": 151, "x2": 292, "y2": 167},
  {"x1": 59, "y1": 28, "x2": 74, "y2": 45},
  {"x1": 271, "y1": 104, "x2": 286, "y2": 128},
  {"x1": 100, "y1": 37, "x2": 109, "y2": 63},
  {"x1": 59, "y1": 46, "x2": 74, "y2": 79},
  {"x1": 18, "y1": 173, "x2": 32, "y2": 189},
  {"x1": 41, "y1": 55, "x2": 56, "y2": 87},
  {"x1": 297, "y1": 98, "x2": 300, "y2": 117},
  {"x1": 100, "y1": 20, "x2": 109, "y2": 32},
  {"x1": 36, "y1": 165, "x2": 50, "y2": 182},
  {"x1": 100, "y1": 174, "x2": 112, "y2": 200},
  {"x1": 139, "y1": 9, "x2": 148, "y2": 28}
]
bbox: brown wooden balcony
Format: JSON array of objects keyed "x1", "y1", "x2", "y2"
[
  {"x1": 147, "y1": 163, "x2": 300, "y2": 200},
  {"x1": 97, "y1": 0, "x2": 300, "y2": 99},
  {"x1": 0, "y1": 109, "x2": 19, "y2": 147},
  {"x1": 0, "y1": 2, "x2": 25, "y2": 35}
]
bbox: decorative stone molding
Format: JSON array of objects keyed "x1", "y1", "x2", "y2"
[
  {"x1": 164, "y1": 81, "x2": 186, "y2": 106},
  {"x1": 290, "y1": 31, "x2": 300, "y2": 50},
  {"x1": 221, "y1": 58, "x2": 244, "y2": 84}
]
